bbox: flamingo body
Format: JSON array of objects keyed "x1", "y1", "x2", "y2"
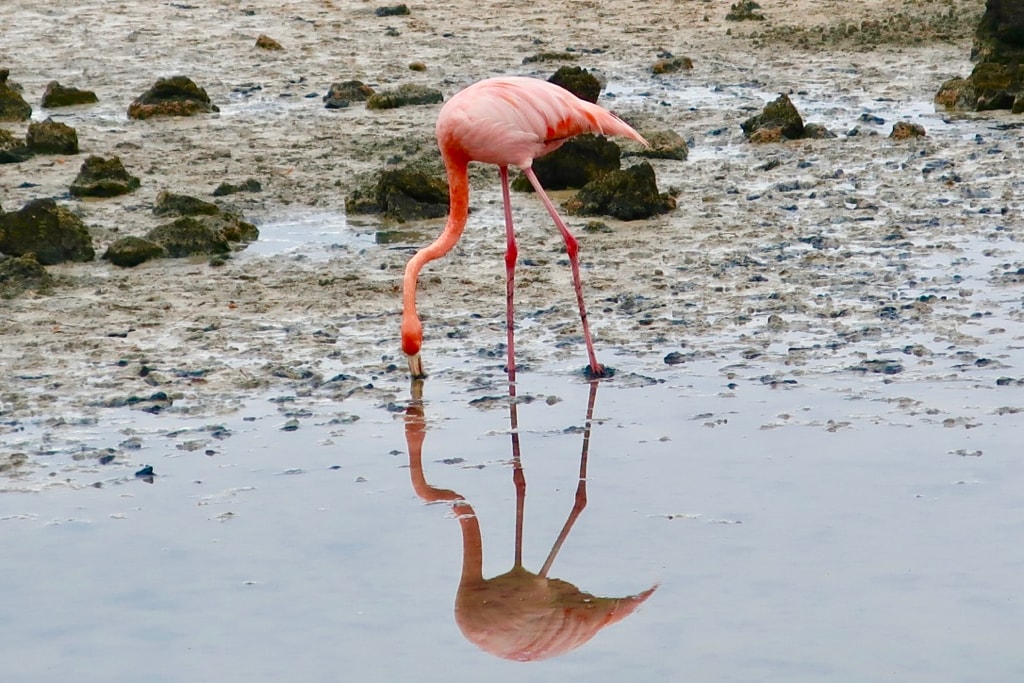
[{"x1": 402, "y1": 76, "x2": 647, "y2": 378}]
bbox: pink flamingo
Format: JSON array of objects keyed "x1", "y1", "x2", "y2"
[{"x1": 401, "y1": 76, "x2": 647, "y2": 380}]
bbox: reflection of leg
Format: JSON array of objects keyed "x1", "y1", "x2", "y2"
[
  {"x1": 538, "y1": 380, "x2": 599, "y2": 578},
  {"x1": 499, "y1": 166, "x2": 518, "y2": 383},
  {"x1": 509, "y1": 376, "x2": 526, "y2": 569},
  {"x1": 521, "y1": 167, "x2": 604, "y2": 377}
]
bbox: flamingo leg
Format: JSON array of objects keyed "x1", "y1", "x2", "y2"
[
  {"x1": 520, "y1": 167, "x2": 605, "y2": 378},
  {"x1": 499, "y1": 166, "x2": 518, "y2": 383}
]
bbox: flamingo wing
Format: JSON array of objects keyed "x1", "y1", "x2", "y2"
[{"x1": 437, "y1": 77, "x2": 646, "y2": 169}]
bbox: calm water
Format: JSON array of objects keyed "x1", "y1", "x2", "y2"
[{"x1": 2, "y1": 354, "x2": 1022, "y2": 682}]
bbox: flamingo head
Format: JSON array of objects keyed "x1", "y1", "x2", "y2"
[{"x1": 401, "y1": 315, "x2": 425, "y2": 378}]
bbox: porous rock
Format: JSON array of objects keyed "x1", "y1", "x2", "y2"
[
  {"x1": 366, "y1": 83, "x2": 443, "y2": 109},
  {"x1": 102, "y1": 236, "x2": 166, "y2": 268},
  {"x1": 145, "y1": 217, "x2": 231, "y2": 258},
  {"x1": 564, "y1": 161, "x2": 675, "y2": 220},
  {"x1": 323, "y1": 80, "x2": 375, "y2": 109},
  {"x1": 0, "y1": 253, "x2": 55, "y2": 298},
  {"x1": 0, "y1": 127, "x2": 31, "y2": 164},
  {"x1": 26, "y1": 118, "x2": 79, "y2": 155},
  {"x1": 0, "y1": 69, "x2": 32, "y2": 121},
  {"x1": 741, "y1": 93, "x2": 805, "y2": 141},
  {"x1": 548, "y1": 66, "x2": 601, "y2": 103},
  {"x1": 41, "y1": 81, "x2": 98, "y2": 107},
  {"x1": 127, "y1": 76, "x2": 219, "y2": 119},
  {"x1": 512, "y1": 135, "x2": 624, "y2": 192},
  {"x1": 345, "y1": 168, "x2": 448, "y2": 222},
  {"x1": 69, "y1": 155, "x2": 141, "y2": 197},
  {"x1": 0, "y1": 198, "x2": 96, "y2": 265}
]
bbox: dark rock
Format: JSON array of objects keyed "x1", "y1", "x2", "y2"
[
  {"x1": 323, "y1": 79, "x2": 375, "y2": 108},
  {"x1": 345, "y1": 168, "x2": 449, "y2": 222},
  {"x1": 25, "y1": 118, "x2": 79, "y2": 155},
  {"x1": 69, "y1": 155, "x2": 141, "y2": 197},
  {"x1": 548, "y1": 66, "x2": 601, "y2": 103},
  {"x1": 0, "y1": 198, "x2": 95, "y2": 265},
  {"x1": 0, "y1": 254, "x2": 55, "y2": 298},
  {"x1": 375, "y1": 4, "x2": 410, "y2": 16},
  {"x1": 512, "y1": 135, "x2": 623, "y2": 192},
  {"x1": 366, "y1": 83, "x2": 443, "y2": 109},
  {"x1": 145, "y1": 217, "x2": 230, "y2": 257},
  {"x1": 151, "y1": 193, "x2": 258, "y2": 244},
  {"x1": 102, "y1": 236, "x2": 166, "y2": 267},
  {"x1": 213, "y1": 178, "x2": 262, "y2": 196},
  {"x1": 255, "y1": 34, "x2": 283, "y2": 50},
  {"x1": 741, "y1": 93, "x2": 805, "y2": 141},
  {"x1": 522, "y1": 52, "x2": 577, "y2": 65},
  {"x1": 0, "y1": 127, "x2": 32, "y2": 164},
  {"x1": 890, "y1": 121, "x2": 927, "y2": 139},
  {"x1": 564, "y1": 161, "x2": 675, "y2": 220},
  {"x1": 153, "y1": 191, "x2": 219, "y2": 217},
  {"x1": 726, "y1": 0, "x2": 765, "y2": 21},
  {"x1": 0, "y1": 69, "x2": 32, "y2": 121},
  {"x1": 934, "y1": 76, "x2": 977, "y2": 111},
  {"x1": 937, "y1": 2, "x2": 1024, "y2": 112},
  {"x1": 127, "y1": 76, "x2": 219, "y2": 119},
  {"x1": 973, "y1": 0, "x2": 1024, "y2": 63},
  {"x1": 652, "y1": 56, "x2": 694, "y2": 75},
  {"x1": 41, "y1": 81, "x2": 98, "y2": 107},
  {"x1": 634, "y1": 129, "x2": 689, "y2": 160},
  {"x1": 802, "y1": 123, "x2": 837, "y2": 139}
]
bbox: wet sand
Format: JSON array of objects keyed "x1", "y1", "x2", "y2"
[{"x1": 2, "y1": 0, "x2": 1019, "y2": 453}]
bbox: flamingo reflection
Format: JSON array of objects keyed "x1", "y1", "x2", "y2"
[{"x1": 403, "y1": 379, "x2": 656, "y2": 662}]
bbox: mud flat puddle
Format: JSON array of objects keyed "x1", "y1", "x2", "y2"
[{"x1": 1, "y1": 356, "x2": 1022, "y2": 682}]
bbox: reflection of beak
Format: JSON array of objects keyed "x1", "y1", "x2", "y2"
[{"x1": 407, "y1": 352, "x2": 425, "y2": 380}]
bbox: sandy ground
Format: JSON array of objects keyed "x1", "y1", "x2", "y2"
[{"x1": 2, "y1": 0, "x2": 1017, "y2": 442}]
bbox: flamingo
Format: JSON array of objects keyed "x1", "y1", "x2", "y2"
[{"x1": 401, "y1": 76, "x2": 648, "y2": 380}]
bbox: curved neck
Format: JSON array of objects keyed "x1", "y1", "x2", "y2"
[
  {"x1": 402, "y1": 157, "x2": 471, "y2": 325},
  {"x1": 455, "y1": 500, "x2": 485, "y2": 585}
]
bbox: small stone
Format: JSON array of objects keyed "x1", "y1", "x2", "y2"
[
  {"x1": 255, "y1": 34, "x2": 283, "y2": 50},
  {"x1": 41, "y1": 81, "x2": 98, "y2": 107}
]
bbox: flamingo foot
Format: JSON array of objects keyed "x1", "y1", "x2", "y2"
[
  {"x1": 584, "y1": 364, "x2": 614, "y2": 380},
  {"x1": 407, "y1": 352, "x2": 426, "y2": 380}
]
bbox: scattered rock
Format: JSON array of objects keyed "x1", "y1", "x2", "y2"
[
  {"x1": 633, "y1": 129, "x2": 689, "y2": 160},
  {"x1": 153, "y1": 191, "x2": 219, "y2": 217},
  {"x1": 522, "y1": 52, "x2": 577, "y2": 64},
  {"x1": 25, "y1": 118, "x2": 79, "y2": 155},
  {"x1": 102, "y1": 236, "x2": 166, "y2": 268},
  {"x1": 145, "y1": 217, "x2": 231, "y2": 257},
  {"x1": 127, "y1": 75, "x2": 219, "y2": 119},
  {"x1": 936, "y1": 2, "x2": 1024, "y2": 113},
  {"x1": 0, "y1": 127, "x2": 31, "y2": 164},
  {"x1": 0, "y1": 69, "x2": 31, "y2": 121},
  {"x1": 69, "y1": 155, "x2": 141, "y2": 197},
  {"x1": 0, "y1": 253, "x2": 55, "y2": 298},
  {"x1": 802, "y1": 122, "x2": 837, "y2": 139},
  {"x1": 726, "y1": 0, "x2": 765, "y2": 21},
  {"x1": 0, "y1": 198, "x2": 95, "y2": 265},
  {"x1": 375, "y1": 4, "x2": 410, "y2": 16},
  {"x1": 366, "y1": 83, "x2": 443, "y2": 109},
  {"x1": 741, "y1": 93, "x2": 805, "y2": 141},
  {"x1": 323, "y1": 79, "x2": 375, "y2": 109},
  {"x1": 408, "y1": 61, "x2": 427, "y2": 72},
  {"x1": 345, "y1": 168, "x2": 449, "y2": 222},
  {"x1": 890, "y1": 121, "x2": 927, "y2": 139},
  {"x1": 652, "y1": 56, "x2": 694, "y2": 75},
  {"x1": 548, "y1": 66, "x2": 601, "y2": 103},
  {"x1": 213, "y1": 178, "x2": 262, "y2": 196},
  {"x1": 564, "y1": 161, "x2": 675, "y2": 220},
  {"x1": 255, "y1": 34, "x2": 283, "y2": 50},
  {"x1": 41, "y1": 81, "x2": 98, "y2": 107},
  {"x1": 513, "y1": 135, "x2": 625, "y2": 191},
  {"x1": 152, "y1": 191, "x2": 259, "y2": 244}
]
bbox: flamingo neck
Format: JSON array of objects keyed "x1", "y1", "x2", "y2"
[
  {"x1": 401, "y1": 157, "x2": 471, "y2": 356},
  {"x1": 455, "y1": 500, "x2": 485, "y2": 585}
]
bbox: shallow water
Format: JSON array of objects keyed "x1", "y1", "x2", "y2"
[{"x1": 3, "y1": 354, "x2": 1023, "y2": 681}]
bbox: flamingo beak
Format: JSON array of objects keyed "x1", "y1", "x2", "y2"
[{"x1": 407, "y1": 352, "x2": 426, "y2": 380}]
